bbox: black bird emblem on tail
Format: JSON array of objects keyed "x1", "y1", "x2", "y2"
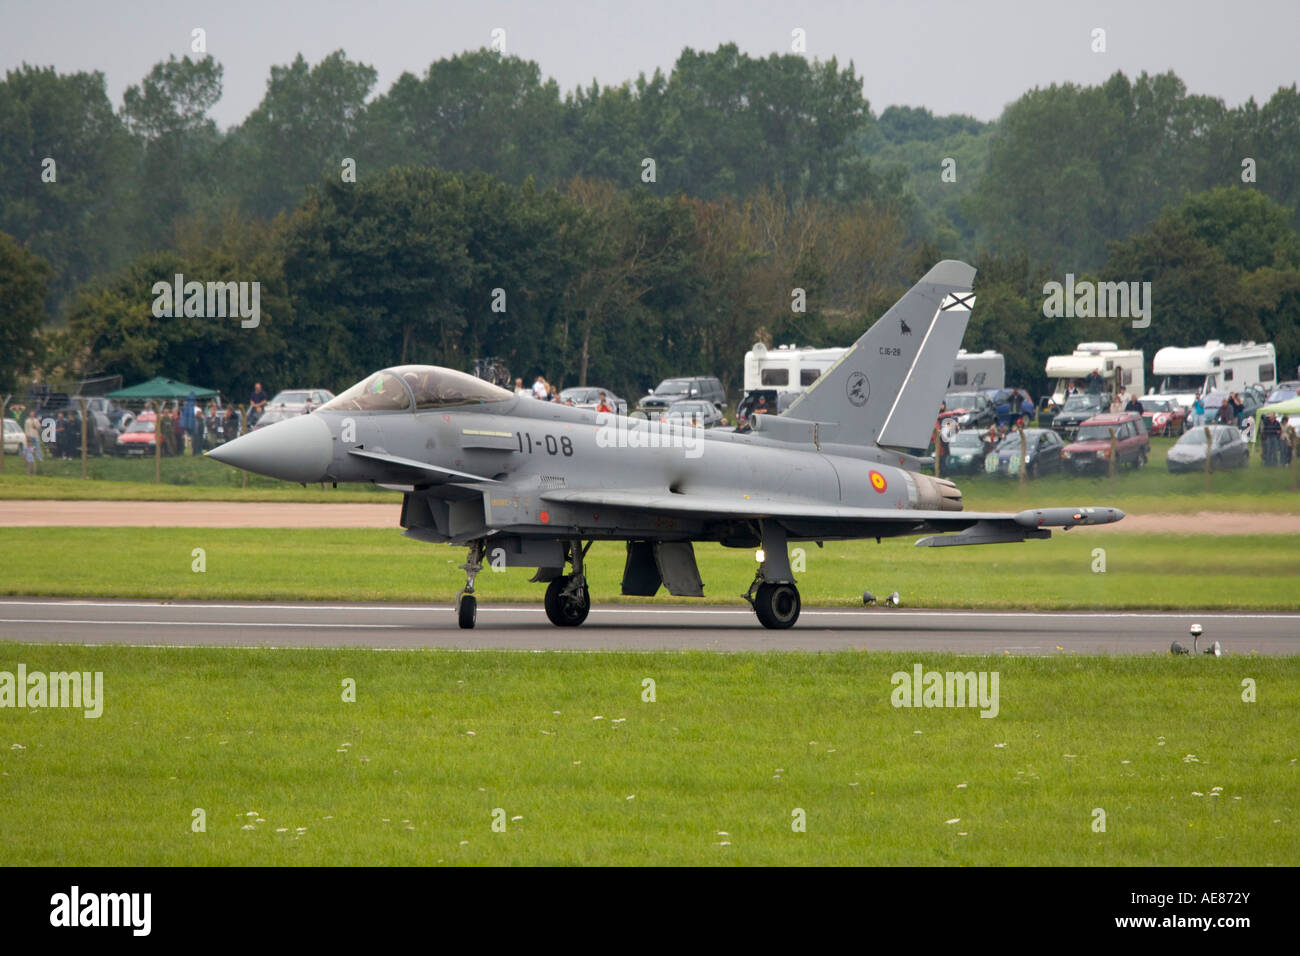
[{"x1": 899, "y1": 317, "x2": 912, "y2": 335}]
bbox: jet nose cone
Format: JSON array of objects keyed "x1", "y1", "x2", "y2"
[{"x1": 207, "y1": 413, "x2": 333, "y2": 482}]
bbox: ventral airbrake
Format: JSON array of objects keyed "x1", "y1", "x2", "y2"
[{"x1": 209, "y1": 261, "x2": 1123, "y2": 629}]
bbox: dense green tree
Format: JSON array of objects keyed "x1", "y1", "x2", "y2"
[
  {"x1": 120, "y1": 55, "x2": 224, "y2": 249},
  {"x1": 0, "y1": 65, "x2": 134, "y2": 305},
  {"x1": 0, "y1": 232, "x2": 52, "y2": 390},
  {"x1": 227, "y1": 51, "x2": 377, "y2": 218},
  {"x1": 366, "y1": 50, "x2": 569, "y2": 185}
]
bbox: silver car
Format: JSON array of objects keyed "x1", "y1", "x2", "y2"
[
  {"x1": 267, "y1": 389, "x2": 335, "y2": 414},
  {"x1": 558, "y1": 387, "x2": 627, "y2": 415}
]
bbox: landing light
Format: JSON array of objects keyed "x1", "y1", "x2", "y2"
[{"x1": 755, "y1": 548, "x2": 766, "y2": 563}]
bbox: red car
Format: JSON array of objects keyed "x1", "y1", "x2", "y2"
[
  {"x1": 1137, "y1": 396, "x2": 1186, "y2": 436},
  {"x1": 113, "y1": 411, "x2": 167, "y2": 456},
  {"x1": 1062, "y1": 412, "x2": 1150, "y2": 473}
]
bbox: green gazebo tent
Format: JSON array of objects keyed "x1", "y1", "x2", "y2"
[
  {"x1": 1252, "y1": 397, "x2": 1300, "y2": 442},
  {"x1": 106, "y1": 377, "x2": 218, "y2": 402}
]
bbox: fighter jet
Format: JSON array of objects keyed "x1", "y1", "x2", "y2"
[{"x1": 207, "y1": 260, "x2": 1123, "y2": 629}]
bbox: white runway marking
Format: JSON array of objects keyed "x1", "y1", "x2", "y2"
[{"x1": 1, "y1": 599, "x2": 1297, "y2": 621}]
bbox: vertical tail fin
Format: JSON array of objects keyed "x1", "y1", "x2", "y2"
[{"x1": 779, "y1": 260, "x2": 976, "y2": 449}]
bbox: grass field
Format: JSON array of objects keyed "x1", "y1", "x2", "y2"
[
  {"x1": 0, "y1": 454, "x2": 398, "y2": 502},
  {"x1": 1, "y1": 527, "x2": 1297, "y2": 608},
  {"x1": 3, "y1": 435, "x2": 1298, "y2": 512},
  {"x1": 1, "y1": 644, "x2": 1295, "y2": 866}
]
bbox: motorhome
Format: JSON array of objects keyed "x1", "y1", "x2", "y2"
[
  {"x1": 947, "y1": 349, "x2": 1005, "y2": 393},
  {"x1": 1044, "y1": 342, "x2": 1145, "y2": 406},
  {"x1": 741, "y1": 342, "x2": 1006, "y2": 419},
  {"x1": 1152, "y1": 340, "x2": 1277, "y2": 409},
  {"x1": 739, "y1": 342, "x2": 846, "y2": 417}
]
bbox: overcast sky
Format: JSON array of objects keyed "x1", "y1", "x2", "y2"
[{"x1": 3, "y1": 0, "x2": 1297, "y2": 129}]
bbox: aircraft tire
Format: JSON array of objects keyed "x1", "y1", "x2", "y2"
[
  {"x1": 545, "y1": 576, "x2": 591, "y2": 627},
  {"x1": 754, "y1": 582, "x2": 801, "y2": 629},
  {"x1": 457, "y1": 594, "x2": 477, "y2": 629}
]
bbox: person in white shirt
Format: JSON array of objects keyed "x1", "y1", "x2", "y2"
[{"x1": 532, "y1": 376, "x2": 549, "y2": 400}]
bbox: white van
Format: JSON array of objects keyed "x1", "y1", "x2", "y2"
[{"x1": 1152, "y1": 340, "x2": 1277, "y2": 409}]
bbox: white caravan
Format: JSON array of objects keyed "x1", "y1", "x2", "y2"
[
  {"x1": 947, "y1": 349, "x2": 1005, "y2": 393},
  {"x1": 1152, "y1": 340, "x2": 1277, "y2": 408},
  {"x1": 741, "y1": 342, "x2": 847, "y2": 414},
  {"x1": 1044, "y1": 342, "x2": 1145, "y2": 406}
]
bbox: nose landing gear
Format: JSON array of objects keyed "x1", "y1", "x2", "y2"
[{"x1": 456, "y1": 539, "x2": 485, "y2": 629}]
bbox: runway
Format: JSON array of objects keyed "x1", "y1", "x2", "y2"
[{"x1": 0, "y1": 598, "x2": 1296, "y2": 654}]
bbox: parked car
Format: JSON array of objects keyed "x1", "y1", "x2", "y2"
[
  {"x1": 1265, "y1": 381, "x2": 1300, "y2": 405},
  {"x1": 940, "y1": 391, "x2": 996, "y2": 430},
  {"x1": 661, "y1": 399, "x2": 724, "y2": 428},
  {"x1": 1062, "y1": 413, "x2": 1150, "y2": 473},
  {"x1": 942, "y1": 428, "x2": 992, "y2": 475},
  {"x1": 982, "y1": 388, "x2": 1035, "y2": 427},
  {"x1": 984, "y1": 428, "x2": 1065, "y2": 477},
  {"x1": 1050, "y1": 392, "x2": 1110, "y2": 440},
  {"x1": 251, "y1": 407, "x2": 303, "y2": 430},
  {"x1": 3, "y1": 419, "x2": 27, "y2": 455},
  {"x1": 1137, "y1": 396, "x2": 1187, "y2": 436},
  {"x1": 266, "y1": 389, "x2": 334, "y2": 414},
  {"x1": 114, "y1": 411, "x2": 167, "y2": 456},
  {"x1": 1167, "y1": 425, "x2": 1249, "y2": 473},
  {"x1": 559, "y1": 387, "x2": 628, "y2": 415},
  {"x1": 1196, "y1": 389, "x2": 1263, "y2": 430},
  {"x1": 637, "y1": 377, "x2": 726, "y2": 415}
]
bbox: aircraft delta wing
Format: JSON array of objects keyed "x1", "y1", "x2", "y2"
[{"x1": 207, "y1": 260, "x2": 1124, "y2": 630}]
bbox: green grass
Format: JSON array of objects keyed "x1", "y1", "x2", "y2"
[
  {"x1": 0, "y1": 453, "x2": 399, "y2": 502},
  {"x1": 948, "y1": 433, "x2": 1300, "y2": 514},
  {"x1": 4, "y1": 434, "x2": 1298, "y2": 511},
  {"x1": 1, "y1": 645, "x2": 1295, "y2": 865},
  {"x1": 1, "y1": 527, "x2": 1297, "y2": 608}
]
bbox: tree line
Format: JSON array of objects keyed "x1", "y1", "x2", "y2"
[{"x1": 2, "y1": 44, "x2": 1299, "y2": 402}]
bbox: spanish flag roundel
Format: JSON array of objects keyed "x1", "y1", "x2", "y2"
[{"x1": 869, "y1": 470, "x2": 887, "y2": 493}]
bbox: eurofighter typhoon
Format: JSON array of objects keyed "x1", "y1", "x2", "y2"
[{"x1": 208, "y1": 261, "x2": 1123, "y2": 629}]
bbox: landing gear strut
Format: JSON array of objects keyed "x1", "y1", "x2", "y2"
[
  {"x1": 742, "y1": 521, "x2": 801, "y2": 629},
  {"x1": 545, "y1": 540, "x2": 591, "y2": 627},
  {"x1": 456, "y1": 539, "x2": 485, "y2": 629}
]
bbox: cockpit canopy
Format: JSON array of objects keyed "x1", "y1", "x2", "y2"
[{"x1": 320, "y1": 365, "x2": 513, "y2": 413}]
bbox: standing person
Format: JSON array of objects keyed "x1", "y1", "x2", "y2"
[
  {"x1": 24, "y1": 410, "x2": 43, "y2": 467},
  {"x1": 1262, "y1": 412, "x2": 1280, "y2": 466},
  {"x1": 248, "y1": 383, "x2": 268, "y2": 426},
  {"x1": 1192, "y1": 392, "x2": 1205, "y2": 426},
  {"x1": 180, "y1": 392, "x2": 197, "y2": 455},
  {"x1": 1020, "y1": 393, "x2": 1036, "y2": 424},
  {"x1": 54, "y1": 412, "x2": 68, "y2": 459},
  {"x1": 595, "y1": 392, "x2": 613, "y2": 414},
  {"x1": 532, "y1": 376, "x2": 549, "y2": 400},
  {"x1": 514, "y1": 378, "x2": 529, "y2": 398},
  {"x1": 161, "y1": 405, "x2": 177, "y2": 456}
]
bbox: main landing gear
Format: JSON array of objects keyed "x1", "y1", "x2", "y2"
[
  {"x1": 742, "y1": 522, "x2": 801, "y2": 629},
  {"x1": 544, "y1": 540, "x2": 591, "y2": 627},
  {"x1": 456, "y1": 539, "x2": 484, "y2": 629}
]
